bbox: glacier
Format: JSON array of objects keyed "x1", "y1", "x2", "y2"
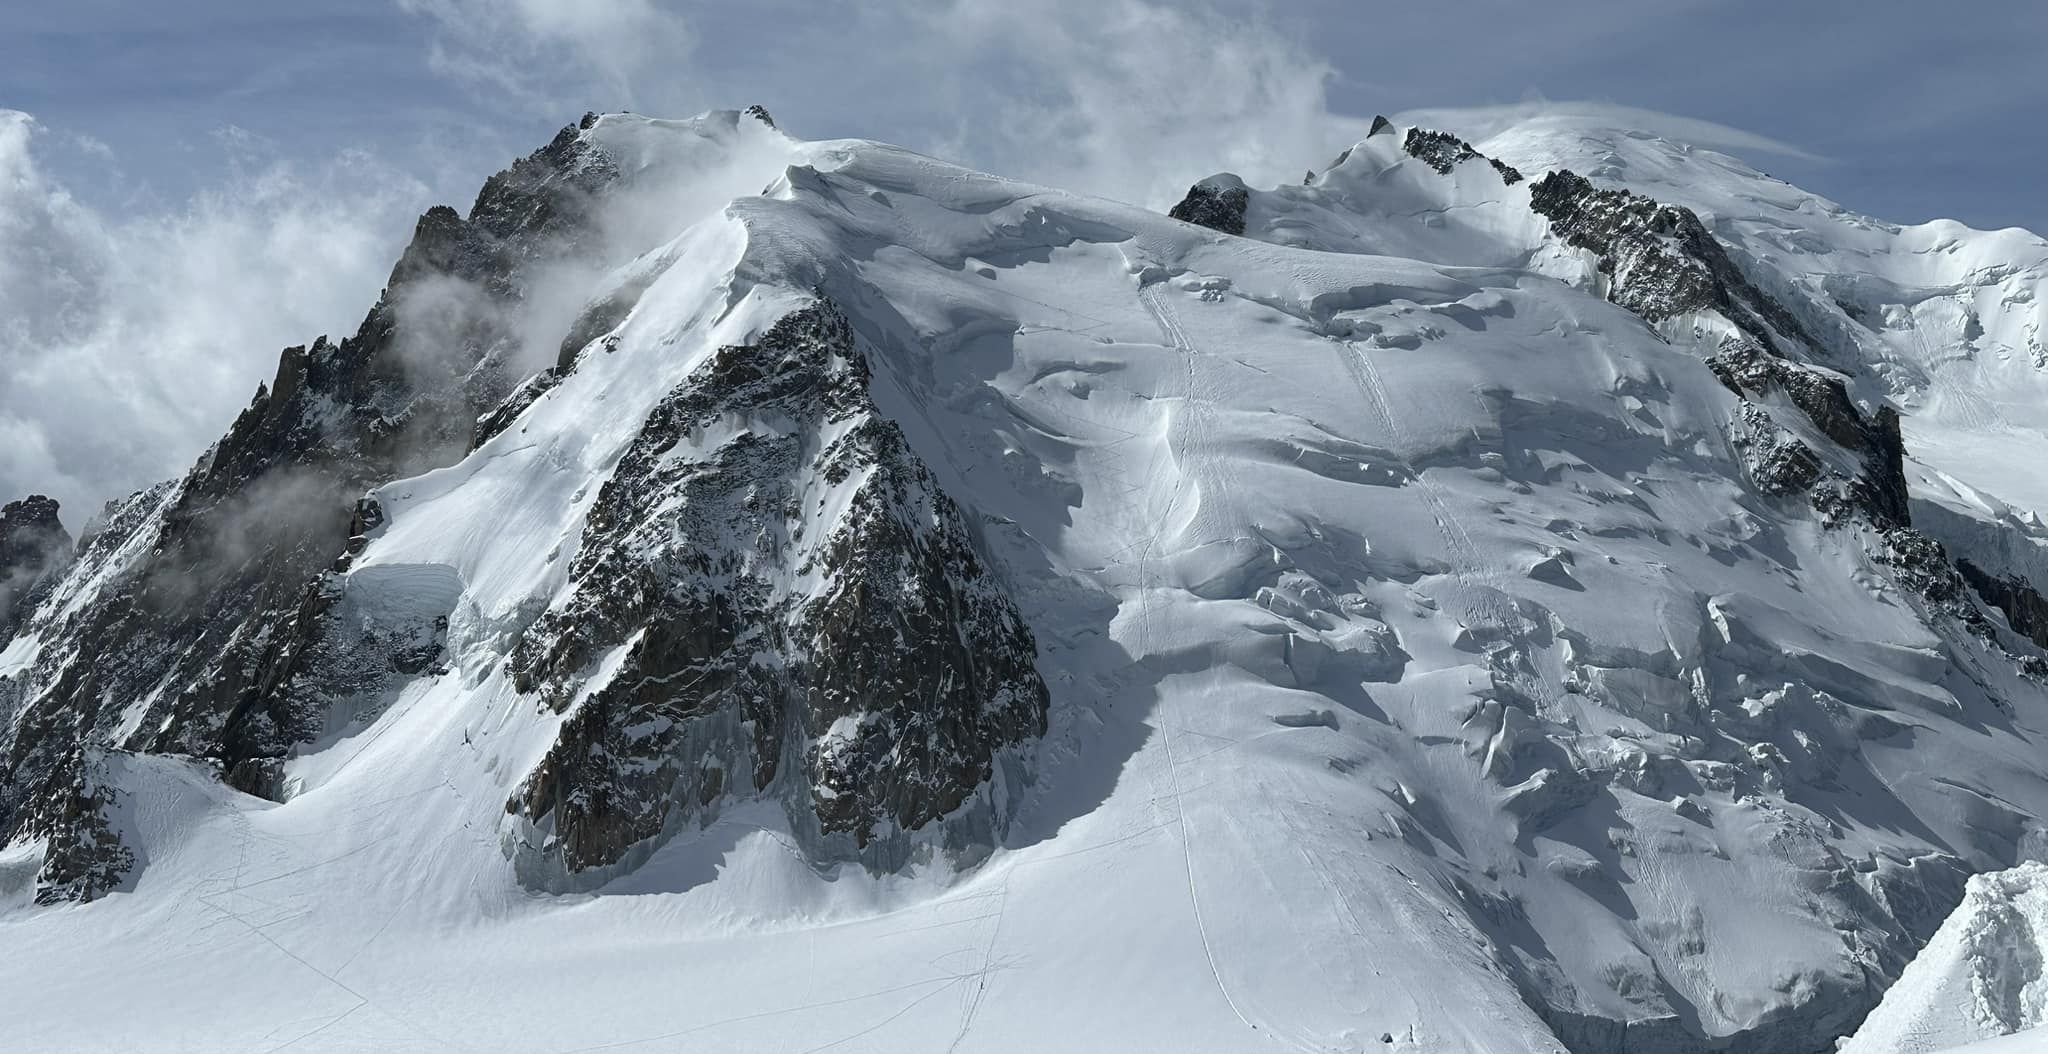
[{"x1": 2, "y1": 105, "x2": 2048, "y2": 1052}]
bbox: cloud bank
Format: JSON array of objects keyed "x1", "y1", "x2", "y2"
[
  {"x1": 0, "y1": 110, "x2": 426, "y2": 520},
  {"x1": 396, "y1": 0, "x2": 698, "y2": 115}
]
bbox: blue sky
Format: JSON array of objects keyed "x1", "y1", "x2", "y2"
[
  {"x1": 4, "y1": 0, "x2": 2046, "y2": 516},
  {"x1": 11, "y1": 1, "x2": 2045, "y2": 229}
]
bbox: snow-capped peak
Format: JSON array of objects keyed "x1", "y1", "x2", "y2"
[{"x1": 4, "y1": 106, "x2": 2048, "y2": 1054}]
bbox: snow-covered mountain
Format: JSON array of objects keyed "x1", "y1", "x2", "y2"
[{"x1": 5, "y1": 105, "x2": 2048, "y2": 1053}]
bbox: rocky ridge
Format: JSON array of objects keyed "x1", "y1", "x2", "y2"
[
  {"x1": 0, "y1": 114, "x2": 635, "y2": 900},
  {"x1": 0, "y1": 109, "x2": 1051, "y2": 905},
  {"x1": 502, "y1": 300, "x2": 1047, "y2": 883},
  {"x1": 1167, "y1": 174, "x2": 1250, "y2": 235}
]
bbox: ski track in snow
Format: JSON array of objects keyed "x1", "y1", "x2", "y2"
[{"x1": 1131, "y1": 277, "x2": 1279, "y2": 1048}]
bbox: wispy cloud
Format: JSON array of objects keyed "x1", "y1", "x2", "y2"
[
  {"x1": 909, "y1": 0, "x2": 1369, "y2": 208},
  {"x1": 395, "y1": 0, "x2": 698, "y2": 115},
  {"x1": 0, "y1": 110, "x2": 427, "y2": 519},
  {"x1": 1397, "y1": 100, "x2": 1826, "y2": 164},
  {"x1": 388, "y1": 0, "x2": 1371, "y2": 210}
]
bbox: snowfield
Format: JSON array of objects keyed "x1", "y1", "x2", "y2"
[{"x1": 5, "y1": 107, "x2": 2048, "y2": 1053}]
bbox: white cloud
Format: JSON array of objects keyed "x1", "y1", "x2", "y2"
[
  {"x1": 0, "y1": 110, "x2": 428, "y2": 522},
  {"x1": 392, "y1": 0, "x2": 1366, "y2": 211},
  {"x1": 904, "y1": 0, "x2": 1370, "y2": 209},
  {"x1": 396, "y1": 0, "x2": 698, "y2": 115}
]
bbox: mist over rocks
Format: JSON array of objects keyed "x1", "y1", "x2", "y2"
[
  {"x1": 0, "y1": 110, "x2": 641, "y2": 900},
  {"x1": 0, "y1": 495, "x2": 70, "y2": 644}
]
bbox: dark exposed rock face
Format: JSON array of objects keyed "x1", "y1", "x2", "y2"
[
  {"x1": 0, "y1": 117, "x2": 626, "y2": 900},
  {"x1": 472, "y1": 258, "x2": 664, "y2": 451},
  {"x1": 1707, "y1": 339, "x2": 1911, "y2": 527},
  {"x1": 0, "y1": 495, "x2": 71, "y2": 643},
  {"x1": 1529, "y1": 170, "x2": 1815, "y2": 350},
  {"x1": 1870, "y1": 528, "x2": 2003, "y2": 650},
  {"x1": 3, "y1": 115, "x2": 1051, "y2": 903},
  {"x1": 1702, "y1": 340, "x2": 2006, "y2": 660},
  {"x1": 23, "y1": 747, "x2": 130, "y2": 905},
  {"x1": 474, "y1": 368, "x2": 566, "y2": 448},
  {"x1": 1728, "y1": 404, "x2": 1824, "y2": 497},
  {"x1": 505, "y1": 301, "x2": 1048, "y2": 882},
  {"x1": 1168, "y1": 177, "x2": 1249, "y2": 236},
  {"x1": 1697, "y1": 333, "x2": 1985, "y2": 664},
  {"x1": 1508, "y1": 157, "x2": 1922, "y2": 554},
  {"x1": 1402, "y1": 127, "x2": 1523, "y2": 184},
  {"x1": 1958, "y1": 559, "x2": 2048, "y2": 650}
]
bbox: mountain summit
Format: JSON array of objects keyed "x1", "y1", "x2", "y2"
[{"x1": 4, "y1": 107, "x2": 2048, "y2": 1053}]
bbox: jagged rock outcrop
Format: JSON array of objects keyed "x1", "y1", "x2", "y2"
[
  {"x1": 1168, "y1": 175, "x2": 1250, "y2": 236},
  {"x1": 3, "y1": 112, "x2": 1052, "y2": 904},
  {"x1": 1529, "y1": 169, "x2": 1815, "y2": 349},
  {"x1": 1729, "y1": 404, "x2": 1825, "y2": 497},
  {"x1": 0, "y1": 495, "x2": 71, "y2": 643},
  {"x1": 0, "y1": 114, "x2": 629, "y2": 898},
  {"x1": 1707, "y1": 338, "x2": 1911, "y2": 525},
  {"x1": 505, "y1": 301, "x2": 1047, "y2": 882},
  {"x1": 1403, "y1": 127, "x2": 1523, "y2": 184},
  {"x1": 1513, "y1": 170, "x2": 1994, "y2": 677},
  {"x1": 1958, "y1": 560, "x2": 2048, "y2": 650},
  {"x1": 21, "y1": 747, "x2": 130, "y2": 905}
]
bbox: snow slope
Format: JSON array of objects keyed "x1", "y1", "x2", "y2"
[
  {"x1": 1933, "y1": 1029, "x2": 2048, "y2": 1054},
  {"x1": 5, "y1": 109, "x2": 2048, "y2": 1053},
  {"x1": 1845, "y1": 863, "x2": 2048, "y2": 1054}
]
